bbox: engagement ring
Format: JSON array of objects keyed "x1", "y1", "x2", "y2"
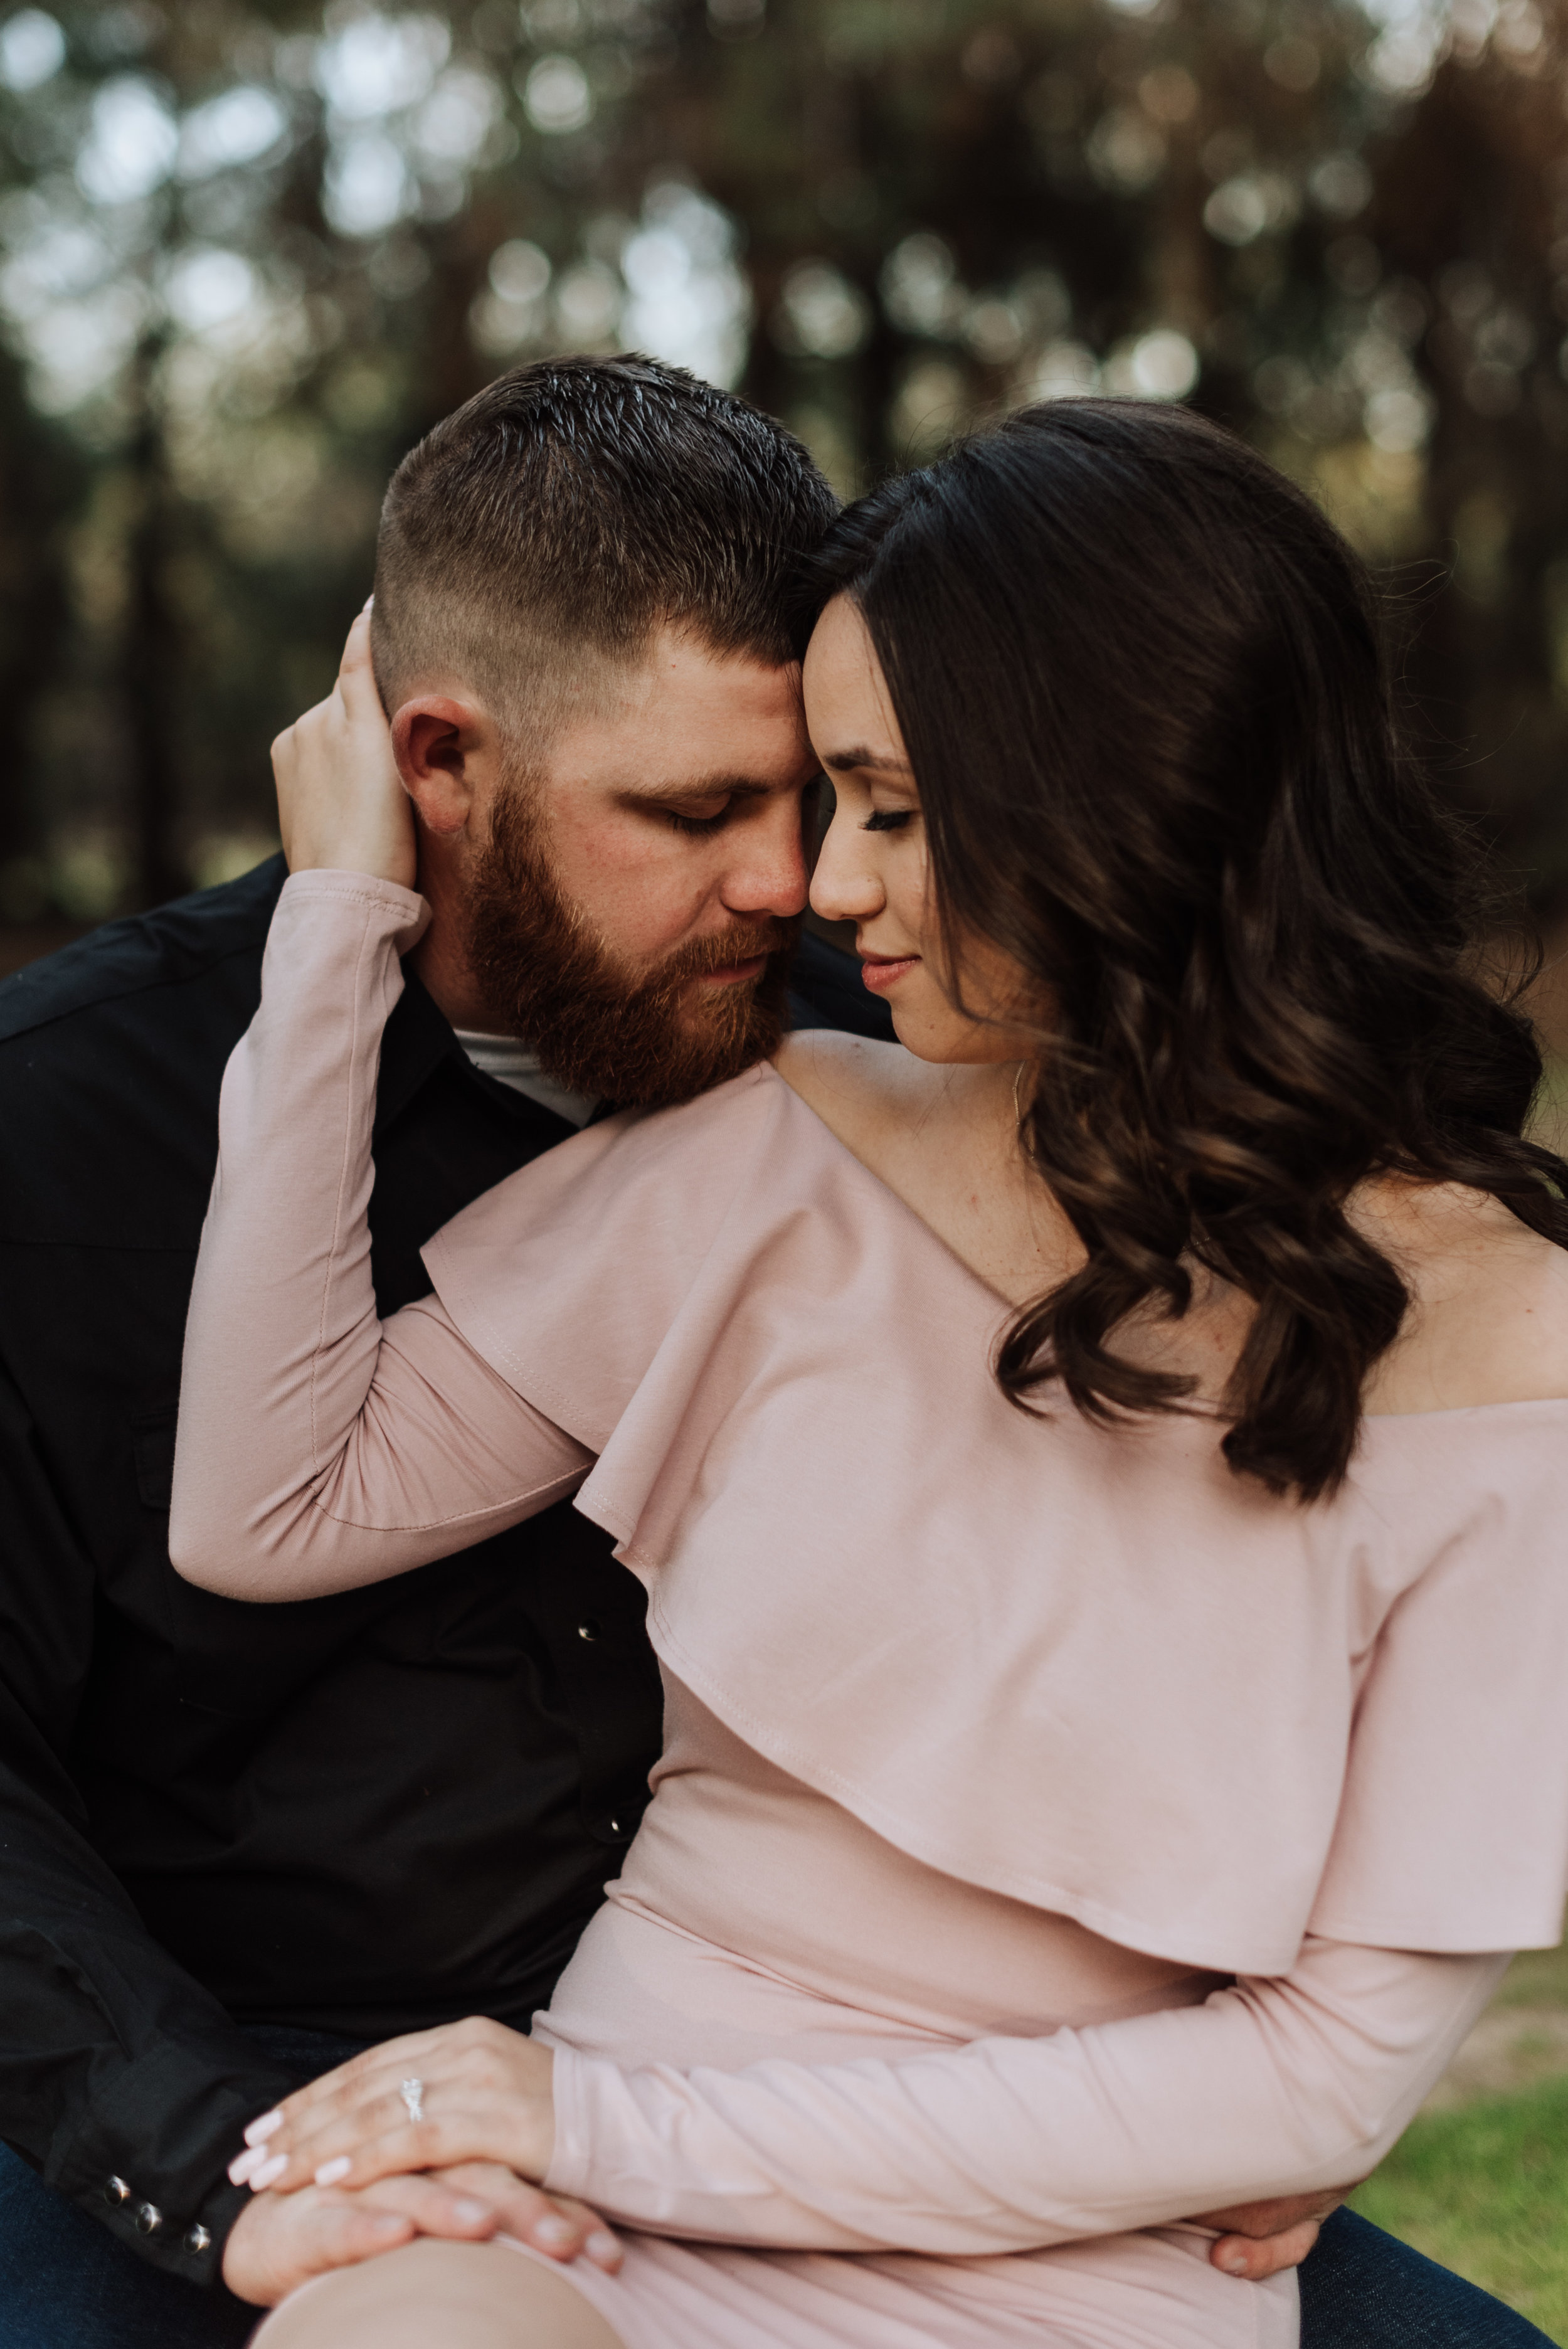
[{"x1": 400, "y1": 2077, "x2": 425, "y2": 2124}]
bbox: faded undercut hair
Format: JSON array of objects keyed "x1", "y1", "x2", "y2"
[{"x1": 371, "y1": 353, "x2": 838, "y2": 741}]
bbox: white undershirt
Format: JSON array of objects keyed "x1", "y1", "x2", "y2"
[{"x1": 454, "y1": 1030, "x2": 600, "y2": 1130}]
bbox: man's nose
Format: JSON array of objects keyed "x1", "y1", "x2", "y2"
[{"x1": 720, "y1": 800, "x2": 810, "y2": 920}]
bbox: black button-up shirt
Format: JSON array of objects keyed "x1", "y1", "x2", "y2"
[{"x1": 0, "y1": 854, "x2": 889, "y2": 2281}]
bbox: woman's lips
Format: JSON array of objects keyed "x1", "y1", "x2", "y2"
[{"x1": 859, "y1": 954, "x2": 920, "y2": 993}]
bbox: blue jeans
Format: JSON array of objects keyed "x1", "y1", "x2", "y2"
[
  {"x1": 0, "y1": 2028, "x2": 1553, "y2": 2349},
  {"x1": 1301, "y1": 2208, "x2": 1552, "y2": 2345}
]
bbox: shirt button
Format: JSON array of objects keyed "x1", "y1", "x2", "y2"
[
  {"x1": 576, "y1": 1620, "x2": 601, "y2": 1642},
  {"x1": 104, "y1": 2176, "x2": 132, "y2": 2206},
  {"x1": 185, "y1": 2224, "x2": 213, "y2": 2255},
  {"x1": 135, "y1": 2202, "x2": 163, "y2": 2235},
  {"x1": 607, "y1": 1816, "x2": 624, "y2": 1835}
]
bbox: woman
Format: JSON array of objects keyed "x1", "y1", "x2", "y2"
[{"x1": 171, "y1": 401, "x2": 1568, "y2": 2349}]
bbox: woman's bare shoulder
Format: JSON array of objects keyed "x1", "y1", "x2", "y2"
[
  {"x1": 771, "y1": 1030, "x2": 948, "y2": 1158},
  {"x1": 1359, "y1": 1180, "x2": 1568, "y2": 1414}
]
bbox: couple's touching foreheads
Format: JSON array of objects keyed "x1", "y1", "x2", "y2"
[{"x1": 5, "y1": 355, "x2": 1565, "y2": 2349}]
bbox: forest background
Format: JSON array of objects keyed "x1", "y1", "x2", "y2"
[
  {"x1": 3, "y1": 0, "x2": 1568, "y2": 2327},
  {"x1": 4, "y1": 0, "x2": 1568, "y2": 975}
]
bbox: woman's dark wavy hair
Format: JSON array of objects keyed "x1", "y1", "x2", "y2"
[{"x1": 802, "y1": 398, "x2": 1568, "y2": 1501}]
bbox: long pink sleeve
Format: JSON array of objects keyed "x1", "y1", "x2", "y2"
[
  {"x1": 544, "y1": 1938, "x2": 1506, "y2": 2254},
  {"x1": 170, "y1": 871, "x2": 592, "y2": 1601}
]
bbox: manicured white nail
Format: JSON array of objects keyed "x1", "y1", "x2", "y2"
[
  {"x1": 1222, "y1": 2252, "x2": 1250, "y2": 2276},
  {"x1": 228, "y1": 2147, "x2": 267, "y2": 2185},
  {"x1": 453, "y1": 2198, "x2": 491, "y2": 2226},
  {"x1": 250, "y1": 2154, "x2": 289, "y2": 2191},
  {"x1": 534, "y1": 2215, "x2": 574, "y2": 2249},
  {"x1": 314, "y1": 2156, "x2": 352, "y2": 2186},
  {"x1": 244, "y1": 2111, "x2": 284, "y2": 2147},
  {"x1": 586, "y1": 2231, "x2": 620, "y2": 2267}
]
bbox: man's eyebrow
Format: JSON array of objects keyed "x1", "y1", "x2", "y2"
[
  {"x1": 618, "y1": 774, "x2": 788, "y2": 804},
  {"x1": 821, "y1": 748, "x2": 913, "y2": 777}
]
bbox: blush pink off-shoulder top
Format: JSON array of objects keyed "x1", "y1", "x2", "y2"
[
  {"x1": 423, "y1": 1061, "x2": 1568, "y2": 1977},
  {"x1": 172, "y1": 874, "x2": 1567, "y2": 2304}
]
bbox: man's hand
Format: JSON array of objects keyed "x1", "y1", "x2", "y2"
[
  {"x1": 271, "y1": 603, "x2": 416, "y2": 890},
  {"x1": 1194, "y1": 2186, "x2": 1359, "y2": 2281},
  {"x1": 223, "y1": 2158, "x2": 620, "y2": 2307},
  {"x1": 223, "y1": 2171, "x2": 469, "y2": 2307}
]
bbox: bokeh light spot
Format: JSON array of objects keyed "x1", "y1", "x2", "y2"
[
  {"x1": 774, "y1": 260, "x2": 870, "y2": 360},
  {"x1": 0, "y1": 8, "x2": 65, "y2": 92},
  {"x1": 522, "y1": 53, "x2": 593, "y2": 134}
]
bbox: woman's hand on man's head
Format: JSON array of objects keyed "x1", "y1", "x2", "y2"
[{"x1": 271, "y1": 603, "x2": 418, "y2": 891}]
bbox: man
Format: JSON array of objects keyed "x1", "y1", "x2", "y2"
[{"x1": 0, "y1": 358, "x2": 1545, "y2": 2349}]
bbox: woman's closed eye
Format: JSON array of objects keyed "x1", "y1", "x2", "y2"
[{"x1": 862, "y1": 808, "x2": 914, "y2": 833}]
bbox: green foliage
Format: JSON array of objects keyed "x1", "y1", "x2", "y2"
[{"x1": 1352, "y1": 2075, "x2": 1568, "y2": 2344}]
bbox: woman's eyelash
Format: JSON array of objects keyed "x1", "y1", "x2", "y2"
[{"x1": 862, "y1": 808, "x2": 914, "y2": 833}]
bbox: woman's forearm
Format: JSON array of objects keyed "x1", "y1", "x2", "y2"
[
  {"x1": 544, "y1": 1937, "x2": 1506, "y2": 2254},
  {"x1": 169, "y1": 871, "x2": 591, "y2": 1601}
]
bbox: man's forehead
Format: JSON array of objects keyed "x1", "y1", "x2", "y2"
[
  {"x1": 633, "y1": 630, "x2": 805, "y2": 718},
  {"x1": 546, "y1": 640, "x2": 810, "y2": 779}
]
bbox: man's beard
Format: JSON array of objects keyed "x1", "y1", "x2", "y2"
[{"x1": 464, "y1": 788, "x2": 799, "y2": 1110}]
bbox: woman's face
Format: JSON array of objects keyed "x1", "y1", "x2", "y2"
[{"x1": 802, "y1": 594, "x2": 1031, "y2": 1065}]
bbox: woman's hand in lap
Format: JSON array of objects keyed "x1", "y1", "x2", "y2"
[
  {"x1": 271, "y1": 601, "x2": 416, "y2": 888},
  {"x1": 231, "y1": 2018, "x2": 576, "y2": 2240}
]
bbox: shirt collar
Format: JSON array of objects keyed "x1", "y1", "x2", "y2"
[{"x1": 373, "y1": 963, "x2": 484, "y2": 1138}]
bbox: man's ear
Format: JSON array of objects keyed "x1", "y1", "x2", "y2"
[{"x1": 391, "y1": 697, "x2": 488, "y2": 838}]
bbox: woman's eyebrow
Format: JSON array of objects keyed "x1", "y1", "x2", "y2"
[{"x1": 822, "y1": 748, "x2": 913, "y2": 776}]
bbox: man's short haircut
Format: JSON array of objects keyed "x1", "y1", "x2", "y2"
[{"x1": 371, "y1": 353, "x2": 838, "y2": 734}]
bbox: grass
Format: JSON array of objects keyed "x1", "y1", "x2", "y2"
[
  {"x1": 1348, "y1": 1944, "x2": 1568, "y2": 2342},
  {"x1": 1350, "y1": 2076, "x2": 1568, "y2": 2341},
  {"x1": 1486, "y1": 1943, "x2": 1568, "y2": 2013}
]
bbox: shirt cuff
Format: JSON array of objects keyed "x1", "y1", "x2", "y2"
[
  {"x1": 278, "y1": 866, "x2": 430, "y2": 955},
  {"x1": 52, "y1": 2035, "x2": 297, "y2": 2283}
]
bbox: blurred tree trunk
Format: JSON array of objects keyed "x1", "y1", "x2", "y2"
[
  {"x1": 122, "y1": 332, "x2": 185, "y2": 911},
  {"x1": 0, "y1": 350, "x2": 76, "y2": 890}
]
